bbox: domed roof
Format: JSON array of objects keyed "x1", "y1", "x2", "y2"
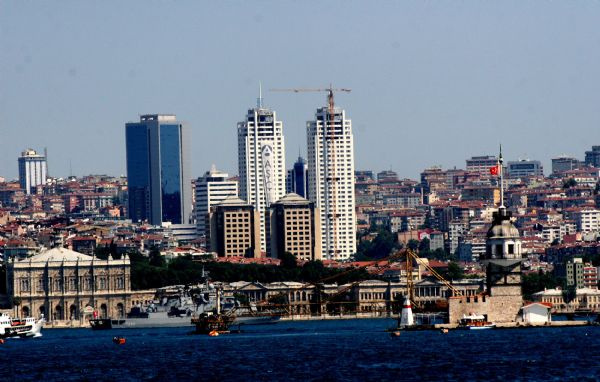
[
  {"x1": 487, "y1": 208, "x2": 520, "y2": 239},
  {"x1": 23, "y1": 247, "x2": 93, "y2": 262}
]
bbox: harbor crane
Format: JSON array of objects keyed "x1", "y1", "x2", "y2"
[
  {"x1": 270, "y1": 85, "x2": 351, "y2": 259},
  {"x1": 253, "y1": 248, "x2": 461, "y2": 317}
]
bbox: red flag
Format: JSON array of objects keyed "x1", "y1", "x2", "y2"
[{"x1": 489, "y1": 165, "x2": 499, "y2": 175}]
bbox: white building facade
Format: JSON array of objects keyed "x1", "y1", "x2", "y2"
[
  {"x1": 18, "y1": 149, "x2": 47, "y2": 194},
  {"x1": 238, "y1": 104, "x2": 286, "y2": 253},
  {"x1": 195, "y1": 166, "x2": 238, "y2": 237},
  {"x1": 307, "y1": 106, "x2": 356, "y2": 260},
  {"x1": 573, "y1": 209, "x2": 600, "y2": 233}
]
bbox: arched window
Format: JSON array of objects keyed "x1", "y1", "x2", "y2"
[
  {"x1": 54, "y1": 304, "x2": 63, "y2": 320},
  {"x1": 100, "y1": 304, "x2": 108, "y2": 319},
  {"x1": 116, "y1": 303, "x2": 124, "y2": 318},
  {"x1": 69, "y1": 305, "x2": 78, "y2": 320},
  {"x1": 22, "y1": 306, "x2": 30, "y2": 318}
]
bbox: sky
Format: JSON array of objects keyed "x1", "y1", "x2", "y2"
[{"x1": 1, "y1": 1, "x2": 599, "y2": 181}]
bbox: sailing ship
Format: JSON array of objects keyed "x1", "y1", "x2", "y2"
[{"x1": 191, "y1": 287, "x2": 235, "y2": 335}]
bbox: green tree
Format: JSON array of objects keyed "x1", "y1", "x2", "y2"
[
  {"x1": 563, "y1": 178, "x2": 577, "y2": 189},
  {"x1": 430, "y1": 248, "x2": 450, "y2": 261},
  {"x1": 355, "y1": 227, "x2": 397, "y2": 260},
  {"x1": 521, "y1": 270, "x2": 561, "y2": 300},
  {"x1": 418, "y1": 238, "x2": 430, "y2": 253},
  {"x1": 95, "y1": 246, "x2": 111, "y2": 260},
  {"x1": 407, "y1": 239, "x2": 420, "y2": 251},
  {"x1": 148, "y1": 247, "x2": 166, "y2": 268},
  {"x1": 280, "y1": 251, "x2": 298, "y2": 268},
  {"x1": 444, "y1": 262, "x2": 464, "y2": 280}
]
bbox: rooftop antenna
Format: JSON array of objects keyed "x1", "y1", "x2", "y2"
[{"x1": 257, "y1": 81, "x2": 263, "y2": 109}]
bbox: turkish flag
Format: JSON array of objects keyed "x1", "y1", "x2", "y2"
[{"x1": 489, "y1": 165, "x2": 499, "y2": 175}]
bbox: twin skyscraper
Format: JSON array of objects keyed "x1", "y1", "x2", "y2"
[{"x1": 125, "y1": 93, "x2": 356, "y2": 260}]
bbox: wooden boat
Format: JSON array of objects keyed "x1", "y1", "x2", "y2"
[
  {"x1": 191, "y1": 313, "x2": 235, "y2": 335},
  {"x1": 459, "y1": 314, "x2": 496, "y2": 330}
]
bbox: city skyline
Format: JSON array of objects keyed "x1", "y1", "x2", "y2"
[{"x1": 2, "y1": 2, "x2": 599, "y2": 180}]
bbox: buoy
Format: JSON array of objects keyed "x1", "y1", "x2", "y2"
[
  {"x1": 390, "y1": 330, "x2": 401, "y2": 337},
  {"x1": 112, "y1": 336, "x2": 126, "y2": 345},
  {"x1": 208, "y1": 330, "x2": 219, "y2": 337},
  {"x1": 0, "y1": 339, "x2": 4, "y2": 344}
]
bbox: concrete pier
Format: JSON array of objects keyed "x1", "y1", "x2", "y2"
[{"x1": 435, "y1": 320, "x2": 593, "y2": 330}]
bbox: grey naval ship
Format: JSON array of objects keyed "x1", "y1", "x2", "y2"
[{"x1": 89, "y1": 283, "x2": 280, "y2": 330}]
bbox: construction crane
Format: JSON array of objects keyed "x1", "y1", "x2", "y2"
[
  {"x1": 248, "y1": 248, "x2": 460, "y2": 316},
  {"x1": 270, "y1": 85, "x2": 351, "y2": 259},
  {"x1": 404, "y1": 249, "x2": 461, "y2": 303}
]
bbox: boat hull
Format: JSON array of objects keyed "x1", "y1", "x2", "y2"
[
  {"x1": 465, "y1": 325, "x2": 496, "y2": 330},
  {"x1": 233, "y1": 315, "x2": 281, "y2": 326},
  {"x1": 192, "y1": 314, "x2": 235, "y2": 335},
  {"x1": 0, "y1": 318, "x2": 44, "y2": 339},
  {"x1": 89, "y1": 313, "x2": 194, "y2": 330}
]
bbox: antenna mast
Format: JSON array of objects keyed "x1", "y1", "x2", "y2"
[
  {"x1": 499, "y1": 144, "x2": 504, "y2": 209},
  {"x1": 257, "y1": 82, "x2": 263, "y2": 109}
]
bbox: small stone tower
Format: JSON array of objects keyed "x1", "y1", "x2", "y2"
[
  {"x1": 448, "y1": 146, "x2": 524, "y2": 323},
  {"x1": 483, "y1": 207, "x2": 524, "y2": 322}
]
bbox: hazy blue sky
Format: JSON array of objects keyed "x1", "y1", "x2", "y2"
[{"x1": 1, "y1": 1, "x2": 599, "y2": 180}]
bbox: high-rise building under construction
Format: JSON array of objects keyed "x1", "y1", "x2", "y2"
[{"x1": 307, "y1": 106, "x2": 356, "y2": 260}]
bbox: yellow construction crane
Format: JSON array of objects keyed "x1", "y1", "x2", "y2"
[
  {"x1": 249, "y1": 248, "x2": 459, "y2": 316},
  {"x1": 404, "y1": 249, "x2": 461, "y2": 302},
  {"x1": 270, "y1": 85, "x2": 351, "y2": 259}
]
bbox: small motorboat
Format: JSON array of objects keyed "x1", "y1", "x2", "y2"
[
  {"x1": 208, "y1": 330, "x2": 219, "y2": 337},
  {"x1": 440, "y1": 328, "x2": 449, "y2": 334},
  {"x1": 459, "y1": 314, "x2": 496, "y2": 330},
  {"x1": 389, "y1": 330, "x2": 401, "y2": 337},
  {"x1": 112, "y1": 336, "x2": 126, "y2": 345}
]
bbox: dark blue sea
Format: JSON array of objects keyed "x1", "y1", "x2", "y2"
[{"x1": 2, "y1": 319, "x2": 600, "y2": 381}]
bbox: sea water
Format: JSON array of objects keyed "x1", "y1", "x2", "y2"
[{"x1": 1, "y1": 319, "x2": 599, "y2": 381}]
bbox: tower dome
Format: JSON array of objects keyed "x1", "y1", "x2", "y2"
[
  {"x1": 486, "y1": 208, "x2": 520, "y2": 239},
  {"x1": 485, "y1": 207, "x2": 522, "y2": 260}
]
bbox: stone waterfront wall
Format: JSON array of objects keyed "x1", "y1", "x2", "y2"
[
  {"x1": 448, "y1": 296, "x2": 490, "y2": 323},
  {"x1": 449, "y1": 294, "x2": 523, "y2": 323},
  {"x1": 486, "y1": 295, "x2": 523, "y2": 323}
]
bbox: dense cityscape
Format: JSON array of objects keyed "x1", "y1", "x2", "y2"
[
  {"x1": 3, "y1": 2, "x2": 600, "y2": 380},
  {"x1": 2, "y1": 93, "x2": 600, "y2": 324}
]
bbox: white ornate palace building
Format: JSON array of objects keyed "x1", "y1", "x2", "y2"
[{"x1": 6, "y1": 247, "x2": 131, "y2": 322}]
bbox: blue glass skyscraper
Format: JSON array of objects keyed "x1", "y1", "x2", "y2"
[
  {"x1": 286, "y1": 156, "x2": 308, "y2": 199},
  {"x1": 125, "y1": 114, "x2": 191, "y2": 225}
]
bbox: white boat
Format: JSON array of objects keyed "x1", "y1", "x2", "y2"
[
  {"x1": 459, "y1": 314, "x2": 496, "y2": 330},
  {"x1": 0, "y1": 312, "x2": 45, "y2": 338}
]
